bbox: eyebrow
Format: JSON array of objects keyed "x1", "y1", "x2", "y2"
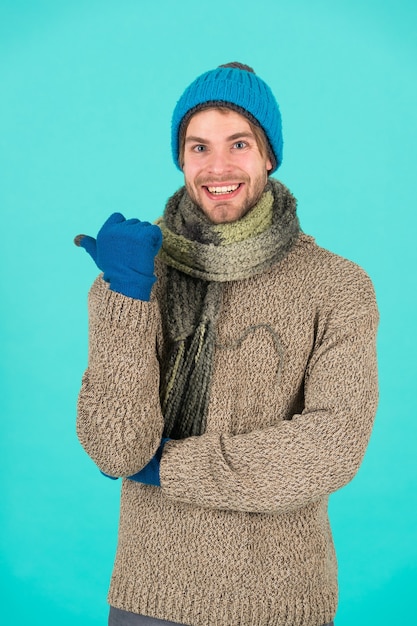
[{"x1": 185, "y1": 131, "x2": 255, "y2": 144}]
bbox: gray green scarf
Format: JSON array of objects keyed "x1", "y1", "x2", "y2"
[{"x1": 157, "y1": 179, "x2": 300, "y2": 439}]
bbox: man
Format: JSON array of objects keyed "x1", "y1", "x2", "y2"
[{"x1": 75, "y1": 62, "x2": 379, "y2": 626}]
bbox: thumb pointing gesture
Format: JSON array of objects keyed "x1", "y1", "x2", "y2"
[
  {"x1": 74, "y1": 213, "x2": 127, "y2": 269},
  {"x1": 74, "y1": 234, "x2": 99, "y2": 267},
  {"x1": 74, "y1": 212, "x2": 162, "y2": 301}
]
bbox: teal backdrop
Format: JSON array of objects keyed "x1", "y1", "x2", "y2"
[{"x1": 1, "y1": 1, "x2": 416, "y2": 624}]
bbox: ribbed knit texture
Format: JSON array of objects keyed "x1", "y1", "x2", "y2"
[
  {"x1": 171, "y1": 66, "x2": 283, "y2": 171},
  {"x1": 77, "y1": 223, "x2": 379, "y2": 625}
]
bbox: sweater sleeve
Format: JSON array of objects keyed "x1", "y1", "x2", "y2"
[
  {"x1": 160, "y1": 306, "x2": 379, "y2": 514},
  {"x1": 76, "y1": 276, "x2": 165, "y2": 477}
]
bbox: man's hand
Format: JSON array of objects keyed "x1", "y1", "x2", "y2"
[{"x1": 74, "y1": 213, "x2": 162, "y2": 301}]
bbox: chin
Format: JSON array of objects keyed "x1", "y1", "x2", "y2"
[{"x1": 205, "y1": 205, "x2": 248, "y2": 225}]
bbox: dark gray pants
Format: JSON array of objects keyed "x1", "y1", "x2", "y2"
[
  {"x1": 109, "y1": 606, "x2": 334, "y2": 625},
  {"x1": 108, "y1": 607, "x2": 182, "y2": 625}
]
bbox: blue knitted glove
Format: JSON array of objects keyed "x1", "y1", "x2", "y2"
[
  {"x1": 100, "y1": 439, "x2": 170, "y2": 486},
  {"x1": 128, "y1": 438, "x2": 170, "y2": 486},
  {"x1": 74, "y1": 213, "x2": 162, "y2": 301}
]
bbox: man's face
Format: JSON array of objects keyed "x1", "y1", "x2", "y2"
[{"x1": 182, "y1": 108, "x2": 272, "y2": 224}]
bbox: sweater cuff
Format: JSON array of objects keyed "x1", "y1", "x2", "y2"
[
  {"x1": 89, "y1": 276, "x2": 160, "y2": 333},
  {"x1": 160, "y1": 435, "x2": 222, "y2": 508},
  {"x1": 109, "y1": 274, "x2": 157, "y2": 301}
]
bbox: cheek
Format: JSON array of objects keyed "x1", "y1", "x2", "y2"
[
  {"x1": 183, "y1": 159, "x2": 198, "y2": 177},
  {"x1": 236, "y1": 153, "x2": 265, "y2": 173},
  {"x1": 182, "y1": 164, "x2": 194, "y2": 186},
  {"x1": 184, "y1": 164, "x2": 206, "y2": 193},
  {"x1": 184, "y1": 173, "x2": 201, "y2": 198}
]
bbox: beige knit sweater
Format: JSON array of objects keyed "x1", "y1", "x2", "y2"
[{"x1": 76, "y1": 233, "x2": 379, "y2": 626}]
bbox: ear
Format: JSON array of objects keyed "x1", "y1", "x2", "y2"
[{"x1": 266, "y1": 157, "x2": 273, "y2": 172}]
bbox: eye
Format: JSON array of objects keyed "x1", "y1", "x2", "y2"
[
  {"x1": 233, "y1": 141, "x2": 247, "y2": 149},
  {"x1": 193, "y1": 144, "x2": 206, "y2": 153}
]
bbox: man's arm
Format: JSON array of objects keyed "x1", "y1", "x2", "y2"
[
  {"x1": 76, "y1": 277, "x2": 165, "y2": 477},
  {"x1": 75, "y1": 214, "x2": 165, "y2": 477},
  {"x1": 160, "y1": 308, "x2": 379, "y2": 513}
]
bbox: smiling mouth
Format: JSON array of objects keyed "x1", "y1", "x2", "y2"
[{"x1": 204, "y1": 183, "x2": 241, "y2": 195}]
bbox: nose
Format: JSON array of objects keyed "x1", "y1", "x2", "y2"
[{"x1": 206, "y1": 147, "x2": 232, "y2": 175}]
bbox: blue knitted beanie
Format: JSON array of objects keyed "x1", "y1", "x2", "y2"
[{"x1": 171, "y1": 63, "x2": 283, "y2": 173}]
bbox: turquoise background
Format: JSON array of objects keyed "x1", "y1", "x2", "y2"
[{"x1": 1, "y1": 1, "x2": 416, "y2": 624}]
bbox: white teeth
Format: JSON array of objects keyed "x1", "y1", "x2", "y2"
[{"x1": 207, "y1": 184, "x2": 239, "y2": 194}]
